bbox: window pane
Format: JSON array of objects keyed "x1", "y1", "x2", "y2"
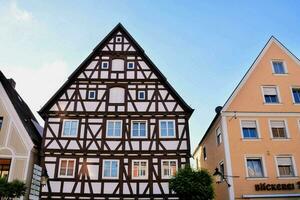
[
  {"x1": 70, "y1": 121, "x2": 78, "y2": 136},
  {"x1": 104, "y1": 161, "x2": 111, "y2": 177},
  {"x1": 140, "y1": 123, "x2": 146, "y2": 136},
  {"x1": 273, "y1": 62, "x2": 285, "y2": 74},
  {"x1": 293, "y1": 89, "x2": 300, "y2": 103},
  {"x1": 114, "y1": 122, "x2": 121, "y2": 136},
  {"x1": 167, "y1": 121, "x2": 174, "y2": 136},
  {"x1": 107, "y1": 122, "x2": 114, "y2": 136},
  {"x1": 243, "y1": 128, "x2": 258, "y2": 138},
  {"x1": 111, "y1": 161, "x2": 118, "y2": 177},
  {"x1": 247, "y1": 159, "x2": 263, "y2": 177},
  {"x1": 161, "y1": 122, "x2": 168, "y2": 136},
  {"x1": 63, "y1": 121, "x2": 71, "y2": 135},
  {"x1": 60, "y1": 160, "x2": 67, "y2": 176}
]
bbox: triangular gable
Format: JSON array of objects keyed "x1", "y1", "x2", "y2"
[
  {"x1": 222, "y1": 36, "x2": 300, "y2": 111},
  {"x1": 39, "y1": 23, "x2": 193, "y2": 117}
]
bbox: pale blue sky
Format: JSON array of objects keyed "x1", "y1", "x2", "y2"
[{"x1": 1, "y1": 0, "x2": 300, "y2": 154}]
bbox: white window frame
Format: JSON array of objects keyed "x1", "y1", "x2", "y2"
[
  {"x1": 159, "y1": 120, "x2": 176, "y2": 138},
  {"x1": 203, "y1": 146, "x2": 207, "y2": 161},
  {"x1": 102, "y1": 159, "x2": 119, "y2": 179},
  {"x1": 268, "y1": 119, "x2": 290, "y2": 140},
  {"x1": 58, "y1": 158, "x2": 76, "y2": 178},
  {"x1": 0, "y1": 117, "x2": 3, "y2": 130},
  {"x1": 127, "y1": 61, "x2": 135, "y2": 69},
  {"x1": 88, "y1": 90, "x2": 96, "y2": 100},
  {"x1": 62, "y1": 119, "x2": 79, "y2": 138},
  {"x1": 216, "y1": 127, "x2": 222, "y2": 145},
  {"x1": 101, "y1": 61, "x2": 109, "y2": 69},
  {"x1": 261, "y1": 86, "x2": 281, "y2": 104},
  {"x1": 116, "y1": 36, "x2": 122, "y2": 43},
  {"x1": 106, "y1": 120, "x2": 122, "y2": 138},
  {"x1": 239, "y1": 119, "x2": 261, "y2": 140},
  {"x1": 161, "y1": 160, "x2": 178, "y2": 179},
  {"x1": 131, "y1": 160, "x2": 148, "y2": 180},
  {"x1": 137, "y1": 91, "x2": 146, "y2": 100},
  {"x1": 131, "y1": 120, "x2": 148, "y2": 138},
  {"x1": 244, "y1": 155, "x2": 267, "y2": 179},
  {"x1": 290, "y1": 86, "x2": 300, "y2": 105},
  {"x1": 274, "y1": 155, "x2": 298, "y2": 179},
  {"x1": 271, "y1": 60, "x2": 288, "y2": 75}
]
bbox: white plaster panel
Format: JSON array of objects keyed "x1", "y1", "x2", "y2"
[
  {"x1": 68, "y1": 140, "x2": 80, "y2": 149},
  {"x1": 139, "y1": 183, "x2": 148, "y2": 194},
  {"x1": 153, "y1": 183, "x2": 160, "y2": 194},
  {"x1": 106, "y1": 141, "x2": 121, "y2": 151},
  {"x1": 109, "y1": 87, "x2": 125, "y2": 103},
  {"x1": 101, "y1": 71, "x2": 109, "y2": 79},
  {"x1": 84, "y1": 182, "x2": 90, "y2": 193},
  {"x1": 129, "y1": 91, "x2": 136, "y2": 100},
  {"x1": 123, "y1": 183, "x2": 130, "y2": 194},
  {"x1": 45, "y1": 157, "x2": 56, "y2": 162},
  {"x1": 66, "y1": 102, "x2": 74, "y2": 111},
  {"x1": 87, "y1": 165, "x2": 99, "y2": 180},
  {"x1": 50, "y1": 104, "x2": 58, "y2": 111},
  {"x1": 75, "y1": 182, "x2": 81, "y2": 193},
  {"x1": 127, "y1": 71, "x2": 135, "y2": 79},
  {"x1": 91, "y1": 183, "x2": 101, "y2": 194},
  {"x1": 161, "y1": 141, "x2": 178, "y2": 150},
  {"x1": 165, "y1": 102, "x2": 176, "y2": 111},
  {"x1": 115, "y1": 44, "x2": 122, "y2": 51},
  {"x1": 112, "y1": 59, "x2": 124, "y2": 71},
  {"x1": 104, "y1": 182, "x2": 118, "y2": 194},
  {"x1": 50, "y1": 181, "x2": 61, "y2": 193},
  {"x1": 63, "y1": 182, "x2": 75, "y2": 193},
  {"x1": 45, "y1": 163, "x2": 55, "y2": 178},
  {"x1": 180, "y1": 141, "x2": 187, "y2": 150},
  {"x1": 47, "y1": 141, "x2": 60, "y2": 149},
  {"x1": 162, "y1": 182, "x2": 169, "y2": 194},
  {"x1": 84, "y1": 102, "x2": 98, "y2": 111},
  {"x1": 131, "y1": 141, "x2": 139, "y2": 150},
  {"x1": 79, "y1": 90, "x2": 86, "y2": 99},
  {"x1": 142, "y1": 141, "x2": 150, "y2": 150},
  {"x1": 135, "y1": 102, "x2": 148, "y2": 112},
  {"x1": 130, "y1": 183, "x2": 136, "y2": 194},
  {"x1": 138, "y1": 61, "x2": 150, "y2": 70},
  {"x1": 137, "y1": 71, "x2": 145, "y2": 79},
  {"x1": 158, "y1": 102, "x2": 165, "y2": 112}
]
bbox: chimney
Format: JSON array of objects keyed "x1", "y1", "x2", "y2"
[{"x1": 8, "y1": 78, "x2": 16, "y2": 88}]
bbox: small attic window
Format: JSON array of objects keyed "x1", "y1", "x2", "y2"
[
  {"x1": 88, "y1": 90, "x2": 96, "y2": 100},
  {"x1": 116, "y1": 37, "x2": 122, "y2": 43},
  {"x1": 101, "y1": 61, "x2": 109, "y2": 69},
  {"x1": 127, "y1": 61, "x2": 135, "y2": 69},
  {"x1": 0, "y1": 117, "x2": 3, "y2": 130}
]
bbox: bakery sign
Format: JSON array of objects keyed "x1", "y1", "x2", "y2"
[{"x1": 255, "y1": 182, "x2": 300, "y2": 191}]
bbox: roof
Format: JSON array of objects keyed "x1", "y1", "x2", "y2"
[
  {"x1": 193, "y1": 36, "x2": 300, "y2": 156},
  {"x1": 39, "y1": 23, "x2": 194, "y2": 117},
  {"x1": 0, "y1": 70, "x2": 42, "y2": 146}
]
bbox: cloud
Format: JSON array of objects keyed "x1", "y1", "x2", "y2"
[
  {"x1": 9, "y1": 1, "x2": 33, "y2": 22},
  {"x1": 1, "y1": 60, "x2": 70, "y2": 124}
]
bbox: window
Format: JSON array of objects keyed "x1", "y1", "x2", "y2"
[
  {"x1": 116, "y1": 36, "x2": 122, "y2": 42},
  {"x1": 241, "y1": 120, "x2": 259, "y2": 139},
  {"x1": 219, "y1": 162, "x2": 225, "y2": 177},
  {"x1": 292, "y1": 88, "x2": 300, "y2": 104},
  {"x1": 216, "y1": 127, "x2": 222, "y2": 145},
  {"x1": 127, "y1": 61, "x2": 135, "y2": 69},
  {"x1": 59, "y1": 159, "x2": 76, "y2": 178},
  {"x1": 160, "y1": 120, "x2": 175, "y2": 137},
  {"x1": 88, "y1": 90, "x2": 96, "y2": 100},
  {"x1": 246, "y1": 158, "x2": 264, "y2": 178},
  {"x1": 270, "y1": 120, "x2": 288, "y2": 139},
  {"x1": 106, "y1": 120, "x2": 122, "y2": 138},
  {"x1": 103, "y1": 160, "x2": 119, "y2": 179},
  {"x1": 132, "y1": 160, "x2": 148, "y2": 179},
  {"x1": 272, "y1": 61, "x2": 286, "y2": 74},
  {"x1": 137, "y1": 91, "x2": 146, "y2": 100},
  {"x1": 276, "y1": 157, "x2": 295, "y2": 177},
  {"x1": 0, "y1": 117, "x2": 3, "y2": 130},
  {"x1": 162, "y1": 160, "x2": 177, "y2": 178},
  {"x1": 0, "y1": 159, "x2": 11, "y2": 180},
  {"x1": 203, "y1": 146, "x2": 207, "y2": 160},
  {"x1": 101, "y1": 61, "x2": 109, "y2": 69},
  {"x1": 131, "y1": 121, "x2": 147, "y2": 138},
  {"x1": 262, "y1": 86, "x2": 280, "y2": 103},
  {"x1": 62, "y1": 120, "x2": 79, "y2": 137}
]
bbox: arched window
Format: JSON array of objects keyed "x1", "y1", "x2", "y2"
[
  {"x1": 109, "y1": 87, "x2": 125, "y2": 103},
  {"x1": 111, "y1": 59, "x2": 124, "y2": 71}
]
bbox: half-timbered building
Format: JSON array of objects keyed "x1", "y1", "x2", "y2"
[{"x1": 39, "y1": 23, "x2": 193, "y2": 199}]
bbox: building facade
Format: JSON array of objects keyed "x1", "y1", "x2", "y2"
[
  {"x1": 193, "y1": 37, "x2": 300, "y2": 200},
  {"x1": 39, "y1": 23, "x2": 193, "y2": 199},
  {"x1": 0, "y1": 71, "x2": 42, "y2": 199}
]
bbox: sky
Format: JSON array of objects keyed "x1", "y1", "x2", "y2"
[{"x1": 1, "y1": 0, "x2": 300, "y2": 157}]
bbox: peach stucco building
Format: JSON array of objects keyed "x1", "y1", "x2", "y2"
[{"x1": 193, "y1": 37, "x2": 300, "y2": 200}]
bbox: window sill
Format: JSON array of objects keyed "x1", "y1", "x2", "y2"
[
  {"x1": 277, "y1": 176, "x2": 298, "y2": 180},
  {"x1": 242, "y1": 138, "x2": 262, "y2": 141},
  {"x1": 271, "y1": 138, "x2": 291, "y2": 141},
  {"x1": 263, "y1": 103, "x2": 282, "y2": 105},
  {"x1": 246, "y1": 177, "x2": 268, "y2": 180},
  {"x1": 272, "y1": 73, "x2": 289, "y2": 76},
  {"x1": 293, "y1": 103, "x2": 300, "y2": 105}
]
